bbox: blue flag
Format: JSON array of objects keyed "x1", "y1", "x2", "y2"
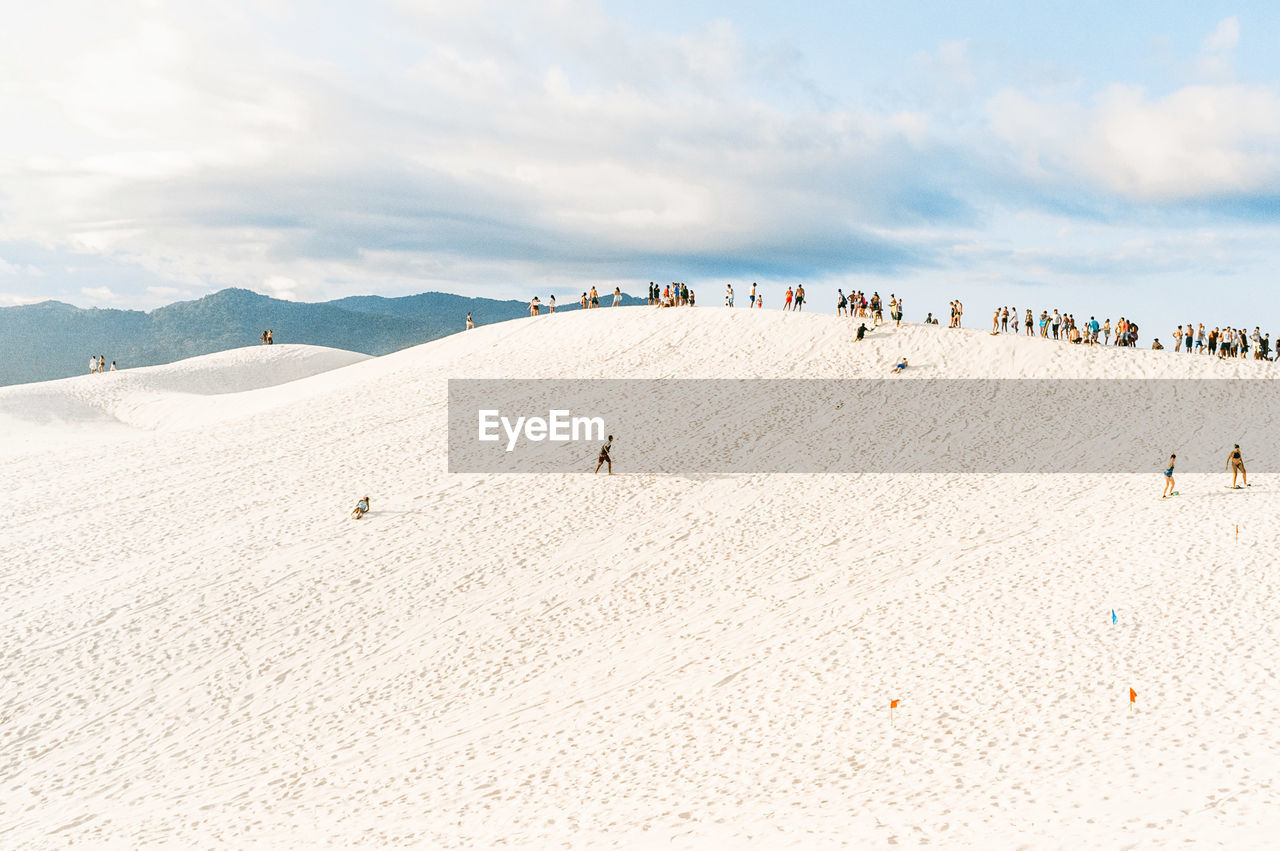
[{"x1": 1112, "y1": 609, "x2": 1117, "y2": 624}]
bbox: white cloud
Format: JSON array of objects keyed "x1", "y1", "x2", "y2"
[
  {"x1": 0, "y1": 292, "x2": 44, "y2": 306},
  {"x1": 262, "y1": 275, "x2": 313, "y2": 301},
  {"x1": 1197, "y1": 16, "x2": 1239, "y2": 80},
  {"x1": 0, "y1": 1, "x2": 1275, "y2": 313},
  {"x1": 1202, "y1": 16, "x2": 1239, "y2": 53},
  {"x1": 80, "y1": 286, "x2": 117, "y2": 301},
  {"x1": 989, "y1": 83, "x2": 1280, "y2": 200}
]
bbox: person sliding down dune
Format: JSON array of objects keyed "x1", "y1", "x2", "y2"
[
  {"x1": 351, "y1": 496, "x2": 370, "y2": 519},
  {"x1": 855, "y1": 323, "x2": 867, "y2": 341},
  {"x1": 891, "y1": 358, "x2": 909, "y2": 374}
]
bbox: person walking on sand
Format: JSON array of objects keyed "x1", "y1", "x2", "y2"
[
  {"x1": 98, "y1": 355, "x2": 105, "y2": 372},
  {"x1": 726, "y1": 283, "x2": 734, "y2": 307},
  {"x1": 529, "y1": 296, "x2": 541, "y2": 316},
  {"x1": 262, "y1": 330, "x2": 268, "y2": 345},
  {"x1": 749, "y1": 282, "x2": 757, "y2": 307},
  {"x1": 549, "y1": 294, "x2": 556, "y2": 313},
  {"x1": 89, "y1": 355, "x2": 97, "y2": 374},
  {"x1": 784, "y1": 286, "x2": 794, "y2": 311},
  {"x1": 612, "y1": 286, "x2": 622, "y2": 307},
  {"x1": 466, "y1": 312, "x2": 475, "y2": 330},
  {"x1": 595, "y1": 434, "x2": 614, "y2": 475},
  {"x1": 267, "y1": 329, "x2": 273, "y2": 344},
  {"x1": 1227, "y1": 444, "x2": 1249, "y2": 488},
  {"x1": 794, "y1": 285, "x2": 805, "y2": 311},
  {"x1": 992, "y1": 308, "x2": 1001, "y2": 334},
  {"x1": 1162, "y1": 453, "x2": 1177, "y2": 498}
]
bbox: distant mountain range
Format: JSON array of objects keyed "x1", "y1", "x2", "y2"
[{"x1": 0, "y1": 287, "x2": 645, "y2": 386}]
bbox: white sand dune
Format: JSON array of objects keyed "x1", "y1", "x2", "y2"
[
  {"x1": 3, "y1": 309, "x2": 1280, "y2": 848},
  {"x1": 0, "y1": 344, "x2": 369, "y2": 455}
]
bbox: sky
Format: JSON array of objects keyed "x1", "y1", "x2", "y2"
[{"x1": 1, "y1": 1, "x2": 1279, "y2": 338}]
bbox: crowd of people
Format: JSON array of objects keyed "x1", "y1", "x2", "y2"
[
  {"x1": 514, "y1": 283, "x2": 1280, "y2": 364},
  {"x1": 525, "y1": 285, "x2": 634, "y2": 316},
  {"x1": 87, "y1": 355, "x2": 116, "y2": 373},
  {"x1": 835, "y1": 290, "x2": 904, "y2": 327},
  {"x1": 650, "y1": 282, "x2": 694, "y2": 307},
  {"x1": 1169, "y1": 324, "x2": 1273, "y2": 359},
  {"x1": 982, "y1": 307, "x2": 1146, "y2": 347}
]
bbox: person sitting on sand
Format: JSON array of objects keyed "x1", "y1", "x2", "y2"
[
  {"x1": 1227, "y1": 444, "x2": 1249, "y2": 488},
  {"x1": 855, "y1": 322, "x2": 867, "y2": 341},
  {"x1": 1152, "y1": 338, "x2": 1163, "y2": 350},
  {"x1": 352, "y1": 496, "x2": 370, "y2": 519},
  {"x1": 891, "y1": 357, "x2": 908, "y2": 374}
]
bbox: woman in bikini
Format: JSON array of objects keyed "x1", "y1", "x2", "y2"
[{"x1": 1227, "y1": 444, "x2": 1249, "y2": 489}]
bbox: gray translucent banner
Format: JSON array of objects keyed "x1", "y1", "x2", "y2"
[{"x1": 448, "y1": 379, "x2": 1279, "y2": 474}]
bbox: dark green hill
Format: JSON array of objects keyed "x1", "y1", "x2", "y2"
[{"x1": 0, "y1": 287, "x2": 644, "y2": 386}]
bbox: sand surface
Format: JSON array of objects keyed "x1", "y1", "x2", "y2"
[{"x1": 3, "y1": 309, "x2": 1279, "y2": 847}]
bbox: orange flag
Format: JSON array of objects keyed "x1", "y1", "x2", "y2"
[
  {"x1": 890, "y1": 699, "x2": 899, "y2": 709},
  {"x1": 1129, "y1": 688, "x2": 1136, "y2": 703}
]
